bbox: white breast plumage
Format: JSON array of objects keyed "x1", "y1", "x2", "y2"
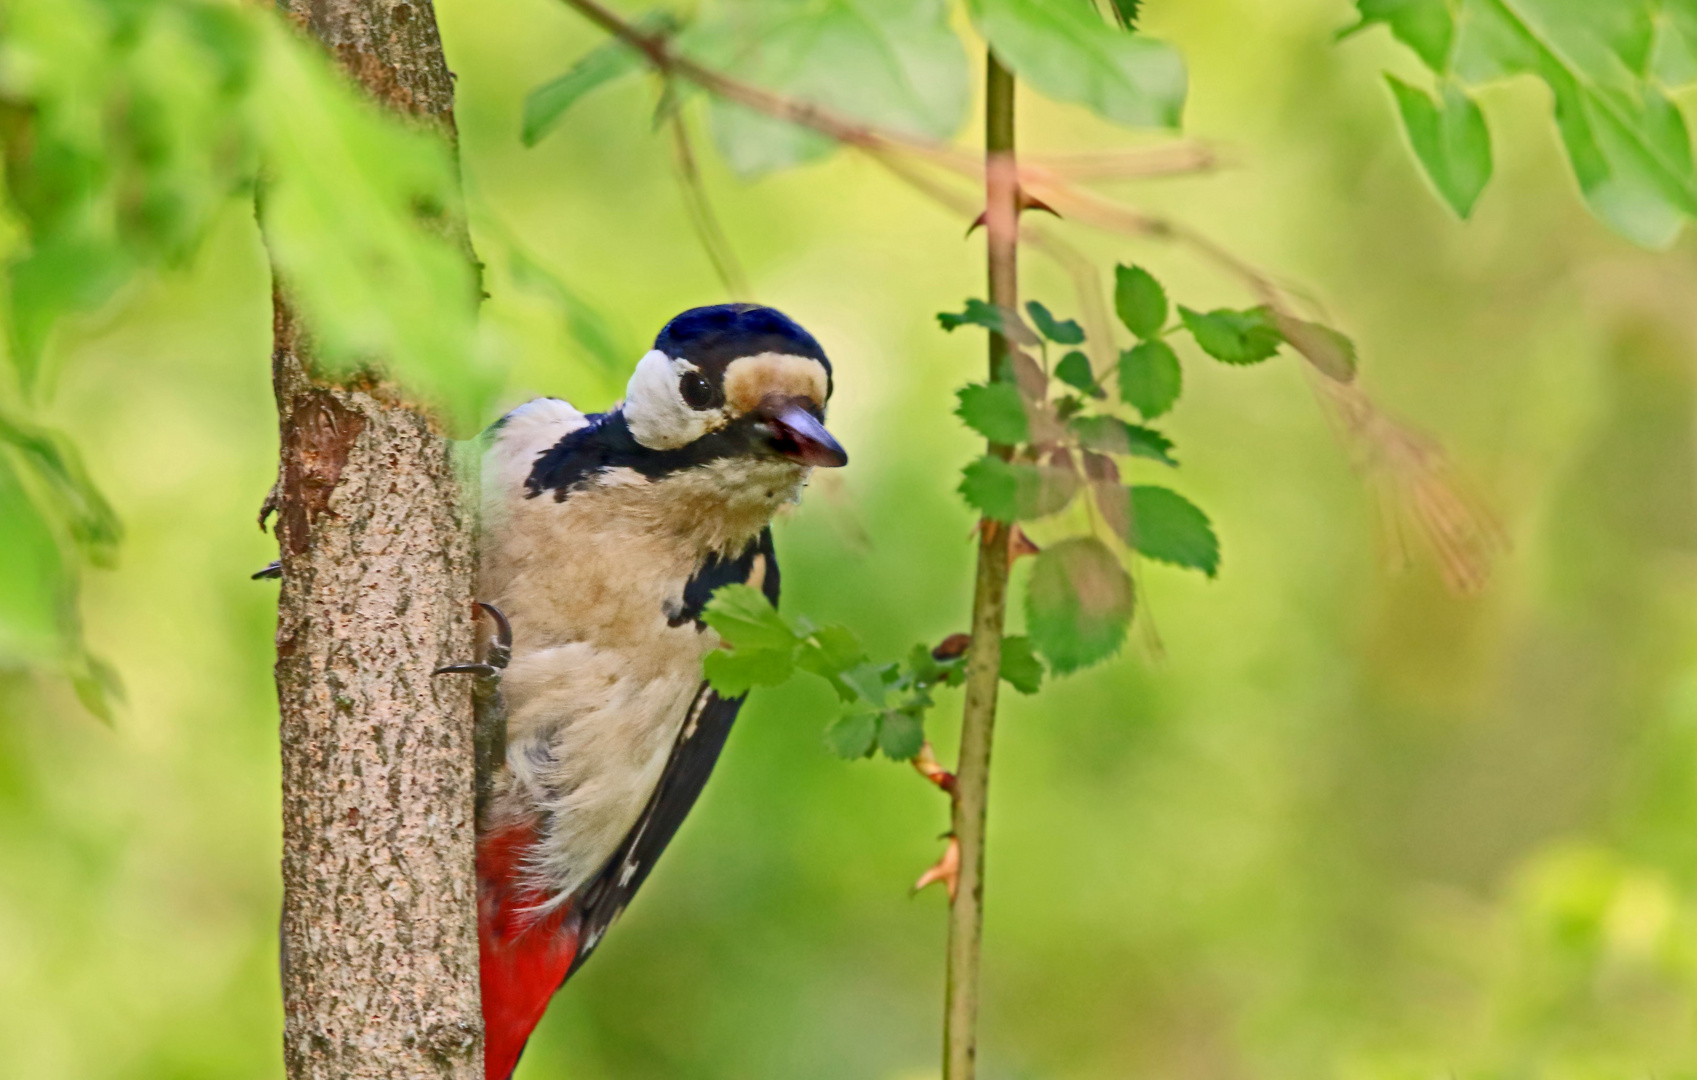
[{"x1": 476, "y1": 398, "x2": 798, "y2": 906}]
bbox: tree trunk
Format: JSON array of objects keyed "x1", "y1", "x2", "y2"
[{"x1": 263, "y1": 3, "x2": 483, "y2": 1078}]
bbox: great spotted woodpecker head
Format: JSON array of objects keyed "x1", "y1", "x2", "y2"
[{"x1": 621, "y1": 303, "x2": 847, "y2": 469}]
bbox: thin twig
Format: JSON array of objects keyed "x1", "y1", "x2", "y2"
[
  {"x1": 942, "y1": 53, "x2": 1018, "y2": 1080},
  {"x1": 668, "y1": 110, "x2": 752, "y2": 300}
]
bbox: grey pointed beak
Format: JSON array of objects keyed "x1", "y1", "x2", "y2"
[{"x1": 757, "y1": 396, "x2": 847, "y2": 468}]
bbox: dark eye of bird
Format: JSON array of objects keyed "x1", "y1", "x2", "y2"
[{"x1": 679, "y1": 371, "x2": 715, "y2": 410}]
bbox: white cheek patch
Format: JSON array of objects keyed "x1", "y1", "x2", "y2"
[
  {"x1": 721, "y1": 352, "x2": 830, "y2": 415},
  {"x1": 623, "y1": 350, "x2": 728, "y2": 450}
]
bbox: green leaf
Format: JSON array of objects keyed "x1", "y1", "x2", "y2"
[
  {"x1": 1345, "y1": 0, "x2": 1455, "y2": 71},
  {"x1": 796, "y1": 623, "x2": 867, "y2": 678},
  {"x1": 0, "y1": 408, "x2": 122, "y2": 566},
  {"x1": 1068, "y1": 415, "x2": 1176, "y2": 465},
  {"x1": 968, "y1": 0, "x2": 1186, "y2": 128},
  {"x1": 959, "y1": 455, "x2": 1080, "y2": 522},
  {"x1": 703, "y1": 646, "x2": 795, "y2": 697},
  {"x1": 1024, "y1": 537, "x2": 1135, "y2": 675},
  {"x1": 1117, "y1": 340, "x2": 1182, "y2": 419},
  {"x1": 1113, "y1": 264, "x2": 1167, "y2": 339},
  {"x1": 877, "y1": 708, "x2": 926, "y2": 760},
  {"x1": 825, "y1": 711, "x2": 879, "y2": 759},
  {"x1": 69, "y1": 652, "x2": 123, "y2": 725},
  {"x1": 1348, "y1": 0, "x2": 1697, "y2": 247},
  {"x1": 690, "y1": 0, "x2": 971, "y2": 176},
  {"x1": 1054, "y1": 351, "x2": 1099, "y2": 396},
  {"x1": 1026, "y1": 300, "x2": 1085, "y2": 344},
  {"x1": 1129, "y1": 485, "x2": 1219, "y2": 577},
  {"x1": 523, "y1": 23, "x2": 655, "y2": 147},
  {"x1": 1107, "y1": 0, "x2": 1142, "y2": 31},
  {"x1": 701, "y1": 583, "x2": 799, "y2": 653},
  {"x1": 903, "y1": 642, "x2": 941, "y2": 684},
  {"x1": 1385, "y1": 75, "x2": 1493, "y2": 218},
  {"x1": 1179, "y1": 305, "x2": 1283, "y2": 365},
  {"x1": 955, "y1": 382, "x2": 1030, "y2": 444},
  {"x1": 839, "y1": 661, "x2": 893, "y2": 708},
  {"x1": 0, "y1": 448, "x2": 71, "y2": 667},
  {"x1": 938, "y1": 298, "x2": 1038, "y2": 344},
  {"x1": 998, "y1": 634, "x2": 1044, "y2": 694},
  {"x1": 256, "y1": 20, "x2": 501, "y2": 434}
]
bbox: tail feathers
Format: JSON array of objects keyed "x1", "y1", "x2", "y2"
[{"x1": 479, "y1": 823, "x2": 580, "y2": 1080}]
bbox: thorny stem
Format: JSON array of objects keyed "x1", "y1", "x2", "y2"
[{"x1": 943, "y1": 53, "x2": 1017, "y2": 1080}]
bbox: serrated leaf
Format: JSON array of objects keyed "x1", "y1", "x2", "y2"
[
  {"x1": 998, "y1": 634, "x2": 1044, "y2": 694},
  {"x1": 1179, "y1": 305, "x2": 1283, "y2": 365},
  {"x1": 906, "y1": 642, "x2": 945, "y2": 686},
  {"x1": 1024, "y1": 537, "x2": 1135, "y2": 674},
  {"x1": 955, "y1": 381, "x2": 1030, "y2": 444},
  {"x1": 1107, "y1": 0, "x2": 1141, "y2": 31},
  {"x1": 825, "y1": 711, "x2": 879, "y2": 759},
  {"x1": 797, "y1": 622, "x2": 867, "y2": 677},
  {"x1": 960, "y1": 455, "x2": 1080, "y2": 522},
  {"x1": 703, "y1": 646, "x2": 794, "y2": 697},
  {"x1": 1113, "y1": 264, "x2": 1167, "y2": 339},
  {"x1": 1093, "y1": 475, "x2": 1133, "y2": 545},
  {"x1": 877, "y1": 708, "x2": 926, "y2": 760},
  {"x1": 1117, "y1": 339, "x2": 1182, "y2": 419},
  {"x1": 1068, "y1": 415, "x2": 1176, "y2": 465},
  {"x1": 1386, "y1": 75, "x2": 1493, "y2": 218},
  {"x1": 839, "y1": 661, "x2": 895, "y2": 708},
  {"x1": 1054, "y1": 351, "x2": 1099, "y2": 396},
  {"x1": 1130, "y1": 485, "x2": 1219, "y2": 576},
  {"x1": 968, "y1": 0, "x2": 1186, "y2": 128},
  {"x1": 939, "y1": 298, "x2": 1039, "y2": 344},
  {"x1": 1026, "y1": 300, "x2": 1085, "y2": 344},
  {"x1": 701, "y1": 583, "x2": 799, "y2": 652},
  {"x1": 523, "y1": 23, "x2": 654, "y2": 147}
]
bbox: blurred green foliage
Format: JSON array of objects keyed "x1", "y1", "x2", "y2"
[
  {"x1": 1346, "y1": 0, "x2": 1697, "y2": 246},
  {"x1": 5, "y1": 0, "x2": 1697, "y2": 1078}
]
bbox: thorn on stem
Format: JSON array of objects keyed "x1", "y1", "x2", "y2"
[
  {"x1": 913, "y1": 834, "x2": 961, "y2": 902},
  {"x1": 1009, "y1": 525, "x2": 1040, "y2": 562},
  {"x1": 966, "y1": 188, "x2": 1061, "y2": 236}
]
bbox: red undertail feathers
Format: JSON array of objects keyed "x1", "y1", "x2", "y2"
[{"x1": 479, "y1": 822, "x2": 579, "y2": 1080}]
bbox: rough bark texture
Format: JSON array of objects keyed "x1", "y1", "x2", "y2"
[{"x1": 266, "y1": 2, "x2": 482, "y2": 1078}]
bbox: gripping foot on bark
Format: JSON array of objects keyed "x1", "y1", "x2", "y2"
[
  {"x1": 252, "y1": 561, "x2": 282, "y2": 580},
  {"x1": 434, "y1": 601, "x2": 512, "y2": 679},
  {"x1": 434, "y1": 602, "x2": 512, "y2": 820}
]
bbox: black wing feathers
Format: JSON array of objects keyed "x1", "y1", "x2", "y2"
[{"x1": 565, "y1": 528, "x2": 781, "y2": 977}]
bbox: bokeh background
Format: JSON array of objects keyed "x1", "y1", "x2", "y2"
[{"x1": 6, "y1": 0, "x2": 1697, "y2": 1076}]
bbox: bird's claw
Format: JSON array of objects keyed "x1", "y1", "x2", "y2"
[
  {"x1": 913, "y1": 834, "x2": 961, "y2": 902},
  {"x1": 433, "y1": 602, "x2": 513, "y2": 680}
]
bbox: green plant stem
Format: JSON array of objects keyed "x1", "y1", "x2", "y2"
[{"x1": 943, "y1": 53, "x2": 1017, "y2": 1080}]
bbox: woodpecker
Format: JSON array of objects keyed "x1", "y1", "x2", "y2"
[{"x1": 451, "y1": 303, "x2": 846, "y2": 1079}]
